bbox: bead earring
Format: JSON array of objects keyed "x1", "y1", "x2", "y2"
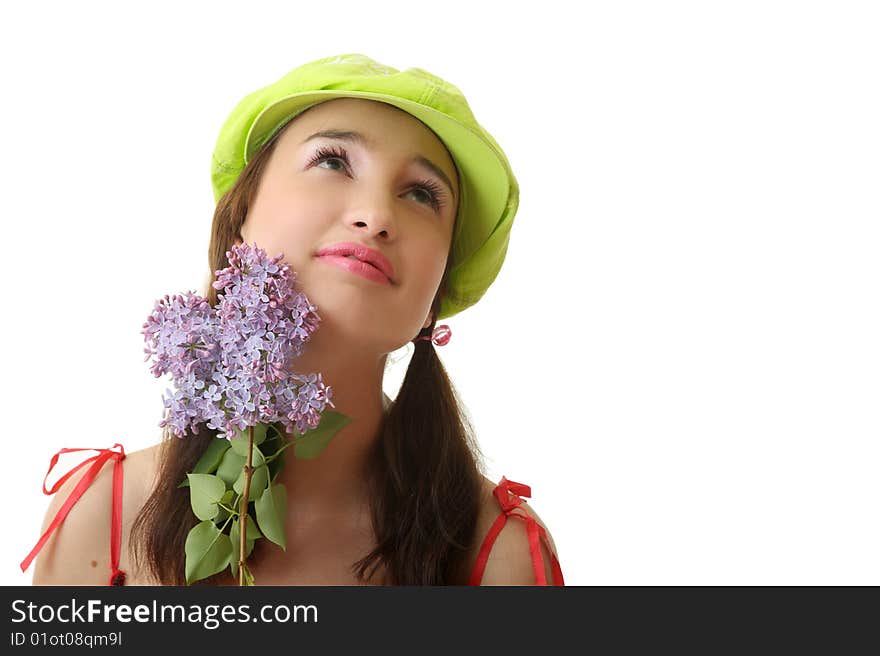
[{"x1": 413, "y1": 324, "x2": 452, "y2": 346}]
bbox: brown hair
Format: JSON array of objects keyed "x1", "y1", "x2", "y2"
[{"x1": 130, "y1": 105, "x2": 487, "y2": 585}]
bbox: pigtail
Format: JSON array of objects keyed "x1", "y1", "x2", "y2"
[{"x1": 353, "y1": 323, "x2": 487, "y2": 584}]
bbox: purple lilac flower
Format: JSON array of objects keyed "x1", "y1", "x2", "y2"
[
  {"x1": 142, "y1": 242, "x2": 334, "y2": 440},
  {"x1": 142, "y1": 291, "x2": 218, "y2": 381}
]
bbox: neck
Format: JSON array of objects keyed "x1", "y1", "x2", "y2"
[{"x1": 271, "y1": 322, "x2": 393, "y2": 518}]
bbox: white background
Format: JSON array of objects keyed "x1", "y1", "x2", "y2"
[{"x1": 2, "y1": 1, "x2": 877, "y2": 586}]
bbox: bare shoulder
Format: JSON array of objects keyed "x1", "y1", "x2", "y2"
[
  {"x1": 31, "y1": 443, "x2": 162, "y2": 585},
  {"x1": 468, "y1": 474, "x2": 561, "y2": 586}
]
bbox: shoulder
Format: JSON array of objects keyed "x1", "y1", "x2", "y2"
[
  {"x1": 467, "y1": 475, "x2": 561, "y2": 585},
  {"x1": 31, "y1": 444, "x2": 161, "y2": 585}
]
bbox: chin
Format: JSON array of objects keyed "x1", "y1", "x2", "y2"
[{"x1": 322, "y1": 298, "x2": 411, "y2": 348}]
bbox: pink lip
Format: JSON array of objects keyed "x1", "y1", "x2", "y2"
[
  {"x1": 315, "y1": 242, "x2": 396, "y2": 283},
  {"x1": 317, "y1": 254, "x2": 392, "y2": 285}
]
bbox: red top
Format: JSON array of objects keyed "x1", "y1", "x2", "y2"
[{"x1": 21, "y1": 445, "x2": 564, "y2": 586}]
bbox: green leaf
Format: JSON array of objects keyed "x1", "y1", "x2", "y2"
[
  {"x1": 255, "y1": 482, "x2": 287, "y2": 550},
  {"x1": 250, "y1": 444, "x2": 267, "y2": 467},
  {"x1": 213, "y1": 504, "x2": 231, "y2": 524},
  {"x1": 216, "y1": 449, "x2": 245, "y2": 487},
  {"x1": 233, "y1": 464, "x2": 269, "y2": 502},
  {"x1": 230, "y1": 424, "x2": 267, "y2": 455},
  {"x1": 187, "y1": 473, "x2": 226, "y2": 521},
  {"x1": 184, "y1": 520, "x2": 233, "y2": 584},
  {"x1": 294, "y1": 411, "x2": 352, "y2": 460},
  {"x1": 192, "y1": 437, "x2": 231, "y2": 475},
  {"x1": 218, "y1": 444, "x2": 266, "y2": 488},
  {"x1": 216, "y1": 488, "x2": 239, "y2": 525}
]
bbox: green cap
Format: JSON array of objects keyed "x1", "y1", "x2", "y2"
[{"x1": 211, "y1": 53, "x2": 519, "y2": 320}]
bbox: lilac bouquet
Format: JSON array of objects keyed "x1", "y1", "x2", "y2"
[{"x1": 142, "y1": 242, "x2": 350, "y2": 585}]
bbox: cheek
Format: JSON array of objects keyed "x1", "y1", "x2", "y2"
[
  {"x1": 407, "y1": 241, "x2": 449, "y2": 299},
  {"x1": 244, "y1": 185, "x2": 333, "y2": 252}
]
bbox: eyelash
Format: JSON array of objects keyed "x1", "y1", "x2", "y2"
[{"x1": 307, "y1": 145, "x2": 447, "y2": 213}]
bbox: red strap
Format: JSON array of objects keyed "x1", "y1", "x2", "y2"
[
  {"x1": 469, "y1": 476, "x2": 565, "y2": 586},
  {"x1": 20, "y1": 444, "x2": 127, "y2": 585}
]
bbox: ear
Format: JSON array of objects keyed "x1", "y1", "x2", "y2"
[{"x1": 422, "y1": 313, "x2": 434, "y2": 331}]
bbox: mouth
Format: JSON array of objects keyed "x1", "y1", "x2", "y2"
[
  {"x1": 315, "y1": 242, "x2": 396, "y2": 284},
  {"x1": 316, "y1": 253, "x2": 392, "y2": 285}
]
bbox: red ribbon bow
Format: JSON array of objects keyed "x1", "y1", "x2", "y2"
[
  {"x1": 20, "y1": 444, "x2": 127, "y2": 586},
  {"x1": 469, "y1": 476, "x2": 565, "y2": 586}
]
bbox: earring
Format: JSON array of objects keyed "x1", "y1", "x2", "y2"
[{"x1": 413, "y1": 324, "x2": 452, "y2": 346}]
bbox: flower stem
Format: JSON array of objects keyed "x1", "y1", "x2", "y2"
[
  {"x1": 218, "y1": 513, "x2": 234, "y2": 534},
  {"x1": 238, "y1": 425, "x2": 255, "y2": 586},
  {"x1": 263, "y1": 438, "x2": 296, "y2": 464}
]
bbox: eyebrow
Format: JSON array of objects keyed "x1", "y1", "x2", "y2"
[{"x1": 301, "y1": 129, "x2": 458, "y2": 203}]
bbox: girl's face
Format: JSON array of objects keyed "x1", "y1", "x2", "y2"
[{"x1": 236, "y1": 98, "x2": 459, "y2": 355}]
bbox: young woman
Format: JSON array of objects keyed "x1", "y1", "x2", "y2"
[{"x1": 23, "y1": 54, "x2": 564, "y2": 586}]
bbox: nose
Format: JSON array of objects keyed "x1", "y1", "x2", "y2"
[
  {"x1": 351, "y1": 215, "x2": 397, "y2": 240},
  {"x1": 348, "y1": 191, "x2": 398, "y2": 240}
]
